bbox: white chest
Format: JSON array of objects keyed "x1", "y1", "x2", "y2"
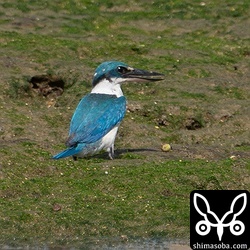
[{"x1": 91, "y1": 79, "x2": 124, "y2": 97}]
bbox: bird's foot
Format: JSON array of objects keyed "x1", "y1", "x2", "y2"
[
  {"x1": 108, "y1": 152, "x2": 114, "y2": 160},
  {"x1": 108, "y1": 145, "x2": 114, "y2": 160}
]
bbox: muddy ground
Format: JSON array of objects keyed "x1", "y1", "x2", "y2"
[
  {"x1": 1, "y1": 2, "x2": 250, "y2": 162},
  {"x1": 0, "y1": 1, "x2": 249, "y2": 247}
]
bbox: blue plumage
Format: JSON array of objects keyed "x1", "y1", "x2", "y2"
[
  {"x1": 52, "y1": 61, "x2": 164, "y2": 160},
  {"x1": 52, "y1": 143, "x2": 85, "y2": 159},
  {"x1": 67, "y1": 94, "x2": 126, "y2": 146},
  {"x1": 53, "y1": 94, "x2": 126, "y2": 159}
]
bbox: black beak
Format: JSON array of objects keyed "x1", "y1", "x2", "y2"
[{"x1": 123, "y1": 68, "x2": 164, "y2": 82}]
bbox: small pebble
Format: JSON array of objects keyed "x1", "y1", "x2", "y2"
[
  {"x1": 161, "y1": 144, "x2": 172, "y2": 152},
  {"x1": 53, "y1": 204, "x2": 62, "y2": 212}
]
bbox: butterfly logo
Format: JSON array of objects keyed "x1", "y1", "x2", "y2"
[{"x1": 193, "y1": 193, "x2": 247, "y2": 241}]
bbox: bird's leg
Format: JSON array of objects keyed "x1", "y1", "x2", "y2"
[
  {"x1": 72, "y1": 156, "x2": 78, "y2": 161},
  {"x1": 108, "y1": 144, "x2": 115, "y2": 160}
]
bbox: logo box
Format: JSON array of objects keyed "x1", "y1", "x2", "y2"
[{"x1": 190, "y1": 190, "x2": 249, "y2": 250}]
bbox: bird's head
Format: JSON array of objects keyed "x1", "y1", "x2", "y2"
[{"x1": 92, "y1": 61, "x2": 164, "y2": 87}]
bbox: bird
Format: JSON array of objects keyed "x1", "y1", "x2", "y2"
[{"x1": 52, "y1": 61, "x2": 164, "y2": 160}]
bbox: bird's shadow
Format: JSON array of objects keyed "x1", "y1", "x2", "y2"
[{"x1": 91, "y1": 148, "x2": 159, "y2": 160}]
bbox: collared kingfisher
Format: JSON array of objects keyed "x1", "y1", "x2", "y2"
[{"x1": 52, "y1": 61, "x2": 164, "y2": 160}]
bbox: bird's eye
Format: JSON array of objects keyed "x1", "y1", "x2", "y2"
[{"x1": 117, "y1": 66, "x2": 129, "y2": 74}]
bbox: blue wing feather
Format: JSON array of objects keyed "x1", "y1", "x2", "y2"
[
  {"x1": 52, "y1": 143, "x2": 85, "y2": 159},
  {"x1": 67, "y1": 93, "x2": 126, "y2": 147}
]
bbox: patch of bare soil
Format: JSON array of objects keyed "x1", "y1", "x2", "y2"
[{"x1": 29, "y1": 74, "x2": 65, "y2": 97}]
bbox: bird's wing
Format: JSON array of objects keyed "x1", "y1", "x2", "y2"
[{"x1": 67, "y1": 93, "x2": 126, "y2": 146}]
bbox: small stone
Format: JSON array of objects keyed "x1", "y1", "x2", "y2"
[
  {"x1": 53, "y1": 204, "x2": 62, "y2": 212},
  {"x1": 161, "y1": 144, "x2": 172, "y2": 152},
  {"x1": 121, "y1": 235, "x2": 128, "y2": 241}
]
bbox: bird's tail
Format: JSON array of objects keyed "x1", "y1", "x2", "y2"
[{"x1": 52, "y1": 144, "x2": 85, "y2": 159}]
